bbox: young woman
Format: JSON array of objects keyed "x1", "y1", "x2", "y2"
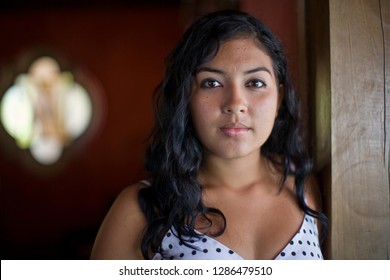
[{"x1": 91, "y1": 9, "x2": 328, "y2": 260}]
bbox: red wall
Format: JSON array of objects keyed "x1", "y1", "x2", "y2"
[
  {"x1": 241, "y1": 0, "x2": 300, "y2": 90},
  {"x1": 0, "y1": 1, "x2": 300, "y2": 259},
  {"x1": 0, "y1": 6, "x2": 183, "y2": 259}
]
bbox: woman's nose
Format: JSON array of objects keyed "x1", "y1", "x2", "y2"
[{"x1": 222, "y1": 85, "x2": 248, "y2": 114}]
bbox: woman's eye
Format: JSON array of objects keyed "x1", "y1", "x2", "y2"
[
  {"x1": 247, "y1": 80, "x2": 265, "y2": 88},
  {"x1": 200, "y1": 79, "x2": 222, "y2": 88}
]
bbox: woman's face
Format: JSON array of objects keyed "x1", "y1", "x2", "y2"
[{"x1": 190, "y1": 37, "x2": 282, "y2": 160}]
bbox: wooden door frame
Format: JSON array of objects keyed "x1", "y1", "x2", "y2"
[{"x1": 306, "y1": 0, "x2": 390, "y2": 259}]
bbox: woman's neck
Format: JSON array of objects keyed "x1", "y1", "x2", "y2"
[{"x1": 198, "y1": 151, "x2": 273, "y2": 191}]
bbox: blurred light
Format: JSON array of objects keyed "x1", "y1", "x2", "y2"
[{"x1": 0, "y1": 56, "x2": 93, "y2": 165}]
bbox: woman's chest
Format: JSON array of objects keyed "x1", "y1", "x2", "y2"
[{"x1": 199, "y1": 188, "x2": 304, "y2": 259}]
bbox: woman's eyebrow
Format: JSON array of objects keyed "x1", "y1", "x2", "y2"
[
  {"x1": 196, "y1": 67, "x2": 224, "y2": 74},
  {"x1": 244, "y1": 66, "x2": 272, "y2": 76},
  {"x1": 196, "y1": 66, "x2": 273, "y2": 76}
]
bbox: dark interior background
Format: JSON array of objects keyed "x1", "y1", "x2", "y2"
[{"x1": 0, "y1": 0, "x2": 301, "y2": 259}]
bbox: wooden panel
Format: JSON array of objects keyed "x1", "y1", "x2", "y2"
[
  {"x1": 306, "y1": 0, "x2": 331, "y2": 172},
  {"x1": 305, "y1": 0, "x2": 331, "y2": 259},
  {"x1": 383, "y1": 0, "x2": 390, "y2": 202},
  {"x1": 329, "y1": 0, "x2": 390, "y2": 259}
]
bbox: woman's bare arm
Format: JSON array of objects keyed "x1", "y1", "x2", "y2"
[{"x1": 90, "y1": 183, "x2": 147, "y2": 260}]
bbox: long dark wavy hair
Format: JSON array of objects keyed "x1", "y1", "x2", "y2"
[{"x1": 138, "y1": 9, "x2": 328, "y2": 259}]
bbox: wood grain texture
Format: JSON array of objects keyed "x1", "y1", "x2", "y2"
[
  {"x1": 329, "y1": 0, "x2": 390, "y2": 259},
  {"x1": 382, "y1": 0, "x2": 390, "y2": 213}
]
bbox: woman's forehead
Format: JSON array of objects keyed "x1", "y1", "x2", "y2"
[{"x1": 198, "y1": 38, "x2": 274, "y2": 76}]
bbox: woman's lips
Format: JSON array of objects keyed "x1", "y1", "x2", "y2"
[{"x1": 220, "y1": 123, "x2": 250, "y2": 137}]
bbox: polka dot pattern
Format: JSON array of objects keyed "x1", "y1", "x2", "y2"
[
  {"x1": 275, "y1": 215, "x2": 323, "y2": 260},
  {"x1": 152, "y1": 228, "x2": 243, "y2": 260},
  {"x1": 152, "y1": 214, "x2": 323, "y2": 260}
]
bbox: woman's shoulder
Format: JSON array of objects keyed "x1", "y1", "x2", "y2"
[
  {"x1": 303, "y1": 175, "x2": 322, "y2": 212},
  {"x1": 116, "y1": 181, "x2": 149, "y2": 207},
  {"x1": 105, "y1": 181, "x2": 149, "y2": 217},
  {"x1": 273, "y1": 157, "x2": 320, "y2": 213},
  {"x1": 90, "y1": 182, "x2": 149, "y2": 259}
]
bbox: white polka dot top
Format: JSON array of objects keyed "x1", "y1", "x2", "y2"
[{"x1": 152, "y1": 214, "x2": 323, "y2": 260}]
